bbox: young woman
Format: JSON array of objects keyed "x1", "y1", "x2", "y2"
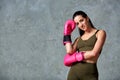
[{"x1": 63, "y1": 11, "x2": 106, "y2": 80}]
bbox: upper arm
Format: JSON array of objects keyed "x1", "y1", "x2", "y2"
[
  {"x1": 72, "y1": 37, "x2": 79, "y2": 51},
  {"x1": 92, "y1": 30, "x2": 106, "y2": 56}
]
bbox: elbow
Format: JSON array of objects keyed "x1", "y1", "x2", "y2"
[
  {"x1": 91, "y1": 53, "x2": 96, "y2": 57},
  {"x1": 90, "y1": 51, "x2": 98, "y2": 58}
]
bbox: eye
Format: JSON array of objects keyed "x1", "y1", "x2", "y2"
[
  {"x1": 76, "y1": 22, "x2": 79, "y2": 25},
  {"x1": 79, "y1": 19, "x2": 84, "y2": 22}
]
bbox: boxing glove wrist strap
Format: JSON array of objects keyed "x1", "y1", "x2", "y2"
[{"x1": 63, "y1": 35, "x2": 72, "y2": 45}]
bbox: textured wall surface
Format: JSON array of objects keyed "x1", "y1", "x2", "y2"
[{"x1": 0, "y1": 0, "x2": 120, "y2": 80}]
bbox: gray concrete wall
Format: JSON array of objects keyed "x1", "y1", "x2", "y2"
[{"x1": 0, "y1": 0, "x2": 120, "y2": 80}]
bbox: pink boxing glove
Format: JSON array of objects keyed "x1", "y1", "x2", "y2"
[
  {"x1": 64, "y1": 52, "x2": 84, "y2": 67},
  {"x1": 63, "y1": 20, "x2": 76, "y2": 45}
]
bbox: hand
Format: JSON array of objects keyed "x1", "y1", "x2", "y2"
[
  {"x1": 63, "y1": 20, "x2": 76, "y2": 45},
  {"x1": 63, "y1": 51, "x2": 84, "y2": 67}
]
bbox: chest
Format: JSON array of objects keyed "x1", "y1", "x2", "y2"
[{"x1": 77, "y1": 35, "x2": 97, "y2": 51}]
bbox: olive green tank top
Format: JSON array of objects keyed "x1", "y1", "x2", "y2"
[{"x1": 77, "y1": 30, "x2": 99, "y2": 52}]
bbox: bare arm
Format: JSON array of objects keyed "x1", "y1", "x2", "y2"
[
  {"x1": 65, "y1": 38, "x2": 79, "y2": 54},
  {"x1": 83, "y1": 30, "x2": 106, "y2": 59}
]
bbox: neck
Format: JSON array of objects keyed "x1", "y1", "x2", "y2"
[{"x1": 85, "y1": 27, "x2": 95, "y2": 34}]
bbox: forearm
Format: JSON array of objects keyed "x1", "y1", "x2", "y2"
[
  {"x1": 63, "y1": 20, "x2": 76, "y2": 54},
  {"x1": 65, "y1": 37, "x2": 79, "y2": 54},
  {"x1": 65, "y1": 43, "x2": 76, "y2": 54},
  {"x1": 83, "y1": 30, "x2": 106, "y2": 60},
  {"x1": 84, "y1": 30, "x2": 106, "y2": 59},
  {"x1": 83, "y1": 51, "x2": 93, "y2": 59},
  {"x1": 83, "y1": 50, "x2": 100, "y2": 60}
]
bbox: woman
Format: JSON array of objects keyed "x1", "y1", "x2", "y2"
[{"x1": 63, "y1": 11, "x2": 106, "y2": 80}]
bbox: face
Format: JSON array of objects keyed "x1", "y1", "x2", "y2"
[{"x1": 74, "y1": 15, "x2": 89, "y2": 31}]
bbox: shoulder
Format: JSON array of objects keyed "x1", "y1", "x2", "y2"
[
  {"x1": 96, "y1": 29, "x2": 106, "y2": 39},
  {"x1": 97, "y1": 29, "x2": 106, "y2": 35}
]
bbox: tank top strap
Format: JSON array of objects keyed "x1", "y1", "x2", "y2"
[{"x1": 95, "y1": 30, "x2": 99, "y2": 34}]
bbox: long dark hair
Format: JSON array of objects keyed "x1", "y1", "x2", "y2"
[{"x1": 72, "y1": 11, "x2": 95, "y2": 36}]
